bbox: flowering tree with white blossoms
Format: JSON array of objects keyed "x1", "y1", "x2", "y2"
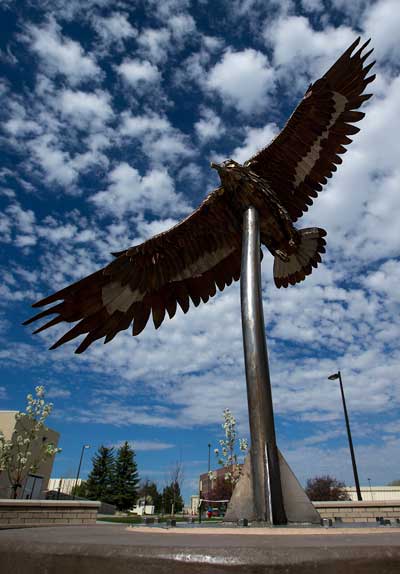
[
  {"x1": 210, "y1": 408, "x2": 248, "y2": 497},
  {"x1": 0, "y1": 386, "x2": 61, "y2": 498}
]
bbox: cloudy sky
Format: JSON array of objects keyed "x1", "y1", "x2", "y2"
[{"x1": 0, "y1": 0, "x2": 399, "y2": 503}]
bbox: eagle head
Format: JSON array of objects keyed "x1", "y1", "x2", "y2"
[
  {"x1": 211, "y1": 159, "x2": 244, "y2": 188},
  {"x1": 210, "y1": 159, "x2": 241, "y2": 172}
]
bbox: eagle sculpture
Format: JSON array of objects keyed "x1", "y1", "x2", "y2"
[{"x1": 25, "y1": 38, "x2": 375, "y2": 353}]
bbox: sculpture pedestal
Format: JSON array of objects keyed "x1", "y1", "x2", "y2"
[{"x1": 224, "y1": 450, "x2": 321, "y2": 524}]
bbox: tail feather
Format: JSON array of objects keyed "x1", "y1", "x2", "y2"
[{"x1": 274, "y1": 228, "x2": 326, "y2": 288}]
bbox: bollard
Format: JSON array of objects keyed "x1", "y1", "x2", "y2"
[
  {"x1": 334, "y1": 517, "x2": 342, "y2": 524},
  {"x1": 143, "y1": 517, "x2": 154, "y2": 525}
]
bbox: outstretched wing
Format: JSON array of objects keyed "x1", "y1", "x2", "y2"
[
  {"x1": 24, "y1": 187, "x2": 242, "y2": 353},
  {"x1": 245, "y1": 37, "x2": 375, "y2": 222}
]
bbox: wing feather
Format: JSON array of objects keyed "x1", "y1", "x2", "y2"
[
  {"x1": 24, "y1": 188, "x2": 242, "y2": 352},
  {"x1": 245, "y1": 37, "x2": 375, "y2": 221}
]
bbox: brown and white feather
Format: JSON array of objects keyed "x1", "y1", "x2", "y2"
[{"x1": 245, "y1": 37, "x2": 375, "y2": 221}]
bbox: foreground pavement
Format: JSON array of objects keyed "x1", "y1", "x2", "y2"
[{"x1": 1, "y1": 523, "x2": 400, "y2": 573}]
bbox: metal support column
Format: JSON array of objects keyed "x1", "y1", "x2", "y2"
[{"x1": 240, "y1": 205, "x2": 287, "y2": 524}]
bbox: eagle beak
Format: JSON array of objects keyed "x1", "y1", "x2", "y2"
[{"x1": 210, "y1": 162, "x2": 219, "y2": 170}]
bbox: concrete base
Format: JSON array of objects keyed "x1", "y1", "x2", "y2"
[
  {"x1": 224, "y1": 450, "x2": 320, "y2": 524},
  {"x1": 1, "y1": 524, "x2": 400, "y2": 573}
]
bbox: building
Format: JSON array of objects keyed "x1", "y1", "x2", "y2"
[
  {"x1": 0, "y1": 411, "x2": 59, "y2": 499},
  {"x1": 199, "y1": 465, "x2": 243, "y2": 501},
  {"x1": 345, "y1": 485, "x2": 400, "y2": 502},
  {"x1": 190, "y1": 494, "x2": 200, "y2": 514},
  {"x1": 48, "y1": 478, "x2": 82, "y2": 496}
]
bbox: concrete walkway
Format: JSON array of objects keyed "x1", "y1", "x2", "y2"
[{"x1": 1, "y1": 523, "x2": 400, "y2": 573}]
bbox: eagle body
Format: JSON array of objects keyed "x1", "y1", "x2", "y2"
[
  {"x1": 215, "y1": 161, "x2": 297, "y2": 249},
  {"x1": 24, "y1": 38, "x2": 375, "y2": 353}
]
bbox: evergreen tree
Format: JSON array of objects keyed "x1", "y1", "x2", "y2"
[
  {"x1": 162, "y1": 481, "x2": 184, "y2": 514},
  {"x1": 86, "y1": 446, "x2": 115, "y2": 504},
  {"x1": 138, "y1": 480, "x2": 162, "y2": 513},
  {"x1": 71, "y1": 480, "x2": 89, "y2": 499},
  {"x1": 113, "y1": 441, "x2": 139, "y2": 511}
]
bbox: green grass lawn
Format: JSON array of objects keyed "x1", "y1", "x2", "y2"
[{"x1": 97, "y1": 515, "x2": 224, "y2": 524}]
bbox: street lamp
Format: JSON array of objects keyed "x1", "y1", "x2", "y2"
[
  {"x1": 368, "y1": 477, "x2": 373, "y2": 500},
  {"x1": 328, "y1": 371, "x2": 362, "y2": 501},
  {"x1": 207, "y1": 443, "x2": 211, "y2": 473},
  {"x1": 73, "y1": 444, "x2": 90, "y2": 500}
]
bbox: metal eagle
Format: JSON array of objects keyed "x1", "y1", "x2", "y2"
[{"x1": 25, "y1": 38, "x2": 375, "y2": 353}]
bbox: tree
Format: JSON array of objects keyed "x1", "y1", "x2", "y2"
[
  {"x1": 113, "y1": 441, "x2": 139, "y2": 511},
  {"x1": 210, "y1": 408, "x2": 248, "y2": 498},
  {"x1": 387, "y1": 480, "x2": 400, "y2": 486},
  {"x1": 162, "y1": 459, "x2": 184, "y2": 514},
  {"x1": 305, "y1": 475, "x2": 351, "y2": 501},
  {"x1": 71, "y1": 480, "x2": 89, "y2": 498},
  {"x1": 86, "y1": 446, "x2": 115, "y2": 504},
  {"x1": 162, "y1": 481, "x2": 184, "y2": 514},
  {"x1": 0, "y1": 386, "x2": 61, "y2": 499},
  {"x1": 138, "y1": 479, "x2": 162, "y2": 513}
]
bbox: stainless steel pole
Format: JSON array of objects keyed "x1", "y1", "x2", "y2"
[{"x1": 240, "y1": 206, "x2": 287, "y2": 524}]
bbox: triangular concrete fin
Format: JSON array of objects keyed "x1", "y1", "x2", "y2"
[
  {"x1": 278, "y1": 448, "x2": 321, "y2": 524},
  {"x1": 224, "y1": 449, "x2": 321, "y2": 524},
  {"x1": 223, "y1": 454, "x2": 255, "y2": 522}
]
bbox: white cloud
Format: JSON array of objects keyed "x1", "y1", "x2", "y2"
[
  {"x1": 4, "y1": 102, "x2": 41, "y2": 137},
  {"x1": 207, "y1": 48, "x2": 276, "y2": 114},
  {"x1": 28, "y1": 134, "x2": 78, "y2": 188},
  {"x1": 120, "y1": 113, "x2": 170, "y2": 137},
  {"x1": 59, "y1": 89, "x2": 113, "y2": 129},
  {"x1": 120, "y1": 112, "x2": 194, "y2": 165},
  {"x1": 363, "y1": 259, "x2": 400, "y2": 303},
  {"x1": 231, "y1": 123, "x2": 279, "y2": 163},
  {"x1": 168, "y1": 13, "x2": 196, "y2": 42},
  {"x1": 92, "y1": 11, "x2": 137, "y2": 49},
  {"x1": 47, "y1": 387, "x2": 72, "y2": 399},
  {"x1": 117, "y1": 58, "x2": 161, "y2": 87},
  {"x1": 363, "y1": 0, "x2": 400, "y2": 67},
  {"x1": 27, "y1": 18, "x2": 100, "y2": 85},
  {"x1": 126, "y1": 440, "x2": 175, "y2": 451},
  {"x1": 266, "y1": 16, "x2": 355, "y2": 89},
  {"x1": 5, "y1": 203, "x2": 37, "y2": 247},
  {"x1": 136, "y1": 217, "x2": 180, "y2": 241},
  {"x1": 90, "y1": 162, "x2": 190, "y2": 217},
  {"x1": 194, "y1": 108, "x2": 224, "y2": 142},
  {"x1": 137, "y1": 28, "x2": 171, "y2": 63}
]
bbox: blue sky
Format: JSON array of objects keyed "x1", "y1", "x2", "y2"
[{"x1": 1, "y1": 0, "x2": 399, "y2": 504}]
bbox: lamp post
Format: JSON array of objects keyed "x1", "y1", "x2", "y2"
[
  {"x1": 207, "y1": 443, "x2": 211, "y2": 473},
  {"x1": 368, "y1": 478, "x2": 373, "y2": 500},
  {"x1": 328, "y1": 371, "x2": 362, "y2": 501},
  {"x1": 73, "y1": 444, "x2": 90, "y2": 500}
]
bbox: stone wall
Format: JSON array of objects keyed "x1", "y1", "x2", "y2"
[
  {"x1": 0, "y1": 499, "x2": 100, "y2": 528},
  {"x1": 314, "y1": 500, "x2": 400, "y2": 523}
]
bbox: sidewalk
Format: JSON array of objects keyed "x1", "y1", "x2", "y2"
[{"x1": 1, "y1": 523, "x2": 399, "y2": 573}]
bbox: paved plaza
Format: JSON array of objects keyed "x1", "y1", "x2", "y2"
[{"x1": 1, "y1": 523, "x2": 400, "y2": 573}]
